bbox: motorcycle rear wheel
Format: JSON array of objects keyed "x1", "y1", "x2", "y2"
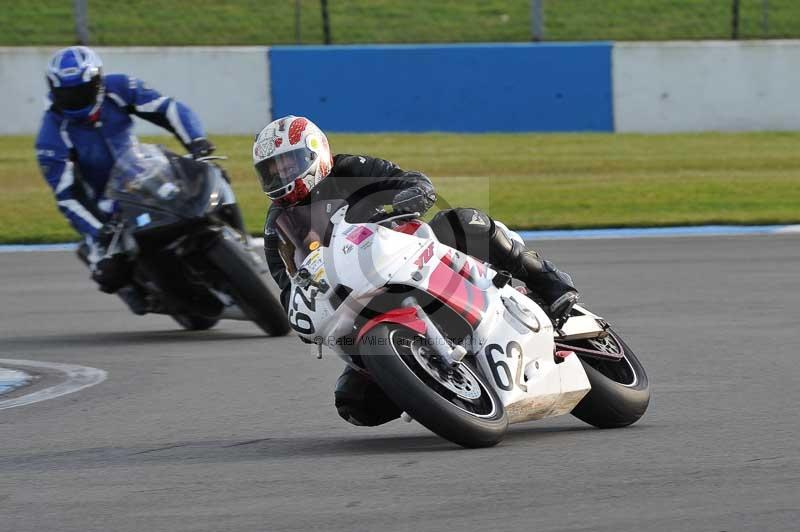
[
  {"x1": 360, "y1": 324, "x2": 508, "y2": 448},
  {"x1": 565, "y1": 329, "x2": 650, "y2": 428}
]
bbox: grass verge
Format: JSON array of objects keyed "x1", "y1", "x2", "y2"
[
  {"x1": 2, "y1": 1, "x2": 799, "y2": 46},
  {"x1": 2, "y1": 132, "x2": 799, "y2": 244}
]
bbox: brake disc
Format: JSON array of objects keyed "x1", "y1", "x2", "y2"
[{"x1": 410, "y1": 342, "x2": 482, "y2": 400}]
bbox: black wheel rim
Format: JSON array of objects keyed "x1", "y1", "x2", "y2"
[
  {"x1": 582, "y1": 333, "x2": 638, "y2": 387},
  {"x1": 388, "y1": 329, "x2": 498, "y2": 418}
]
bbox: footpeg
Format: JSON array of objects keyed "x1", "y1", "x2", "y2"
[
  {"x1": 401, "y1": 412, "x2": 414, "y2": 423},
  {"x1": 551, "y1": 291, "x2": 579, "y2": 334}
]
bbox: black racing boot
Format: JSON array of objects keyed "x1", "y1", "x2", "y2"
[
  {"x1": 334, "y1": 365, "x2": 402, "y2": 427},
  {"x1": 488, "y1": 222, "x2": 579, "y2": 322}
]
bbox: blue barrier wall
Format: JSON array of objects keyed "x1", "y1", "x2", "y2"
[{"x1": 270, "y1": 43, "x2": 613, "y2": 133}]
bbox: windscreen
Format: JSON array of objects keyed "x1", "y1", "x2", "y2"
[
  {"x1": 274, "y1": 199, "x2": 347, "y2": 271},
  {"x1": 109, "y1": 144, "x2": 178, "y2": 199},
  {"x1": 107, "y1": 144, "x2": 212, "y2": 215}
]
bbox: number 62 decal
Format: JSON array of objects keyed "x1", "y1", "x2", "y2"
[
  {"x1": 484, "y1": 341, "x2": 527, "y2": 392},
  {"x1": 288, "y1": 285, "x2": 317, "y2": 334}
]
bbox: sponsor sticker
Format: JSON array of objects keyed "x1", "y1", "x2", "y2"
[
  {"x1": 304, "y1": 249, "x2": 323, "y2": 275},
  {"x1": 414, "y1": 242, "x2": 435, "y2": 270},
  {"x1": 136, "y1": 213, "x2": 151, "y2": 227},
  {"x1": 346, "y1": 227, "x2": 374, "y2": 246}
]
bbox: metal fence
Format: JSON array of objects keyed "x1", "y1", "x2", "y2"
[
  {"x1": 1, "y1": 1, "x2": 799, "y2": 46},
  {"x1": 535, "y1": 0, "x2": 800, "y2": 42}
]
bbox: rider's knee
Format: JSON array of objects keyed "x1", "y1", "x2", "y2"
[
  {"x1": 334, "y1": 367, "x2": 402, "y2": 427},
  {"x1": 429, "y1": 208, "x2": 495, "y2": 259},
  {"x1": 92, "y1": 254, "x2": 133, "y2": 294}
]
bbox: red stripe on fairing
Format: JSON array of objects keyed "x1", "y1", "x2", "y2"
[
  {"x1": 427, "y1": 261, "x2": 483, "y2": 327},
  {"x1": 472, "y1": 281, "x2": 487, "y2": 314},
  {"x1": 394, "y1": 220, "x2": 422, "y2": 235},
  {"x1": 356, "y1": 307, "x2": 427, "y2": 341},
  {"x1": 458, "y1": 261, "x2": 471, "y2": 280},
  {"x1": 441, "y1": 250, "x2": 455, "y2": 268}
]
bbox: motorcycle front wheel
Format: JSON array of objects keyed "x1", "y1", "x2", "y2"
[
  {"x1": 360, "y1": 324, "x2": 508, "y2": 448},
  {"x1": 204, "y1": 235, "x2": 290, "y2": 337}
]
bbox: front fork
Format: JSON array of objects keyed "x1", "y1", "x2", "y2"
[{"x1": 402, "y1": 296, "x2": 467, "y2": 367}]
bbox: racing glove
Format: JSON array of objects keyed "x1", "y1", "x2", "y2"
[
  {"x1": 188, "y1": 137, "x2": 215, "y2": 159},
  {"x1": 94, "y1": 221, "x2": 117, "y2": 249},
  {"x1": 391, "y1": 186, "x2": 436, "y2": 216}
]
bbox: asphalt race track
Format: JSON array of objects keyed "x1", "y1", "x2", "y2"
[{"x1": 1, "y1": 235, "x2": 799, "y2": 532}]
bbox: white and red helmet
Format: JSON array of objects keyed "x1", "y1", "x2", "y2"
[{"x1": 252, "y1": 116, "x2": 333, "y2": 205}]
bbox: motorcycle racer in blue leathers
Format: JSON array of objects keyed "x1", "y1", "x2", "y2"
[{"x1": 35, "y1": 46, "x2": 215, "y2": 312}]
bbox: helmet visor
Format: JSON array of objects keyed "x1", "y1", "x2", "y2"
[
  {"x1": 255, "y1": 147, "x2": 317, "y2": 198},
  {"x1": 51, "y1": 75, "x2": 101, "y2": 111}
]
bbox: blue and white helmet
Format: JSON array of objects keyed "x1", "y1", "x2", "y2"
[{"x1": 46, "y1": 46, "x2": 105, "y2": 120}]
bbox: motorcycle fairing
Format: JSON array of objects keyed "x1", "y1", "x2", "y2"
[
  {"x1": 356, "y1": 307, "x2": 427, "y2": 342},
  {"x1": 288, "y1": 205, "x2": 591, "y2": 423}
]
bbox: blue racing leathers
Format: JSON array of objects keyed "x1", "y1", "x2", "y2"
[{"x1": 35, "y1": 74, "x2": 206, "y2": 238}]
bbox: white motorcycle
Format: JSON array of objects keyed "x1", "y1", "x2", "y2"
[{"x1": 275, "y1": 199, "x2": 650, "y2": 448}]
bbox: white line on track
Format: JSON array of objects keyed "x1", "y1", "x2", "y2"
[
  {"x1": 0, "y1": 367, "x2": 31, "y2": 394},
  {"x1": 0, "y1": 358, "x2": 107, "y2": 410}
]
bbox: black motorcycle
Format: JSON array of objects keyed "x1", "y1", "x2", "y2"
[{"x1": 89, "y1": 143, "x2": 289, "y2": 336}]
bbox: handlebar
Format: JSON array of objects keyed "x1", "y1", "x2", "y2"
[
  {"x1": 368, "y1": 210, "x2": 421, "y2": 226},
  {"x1": 180, "y1": 153, "x2": 229, "y2": 162}
]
